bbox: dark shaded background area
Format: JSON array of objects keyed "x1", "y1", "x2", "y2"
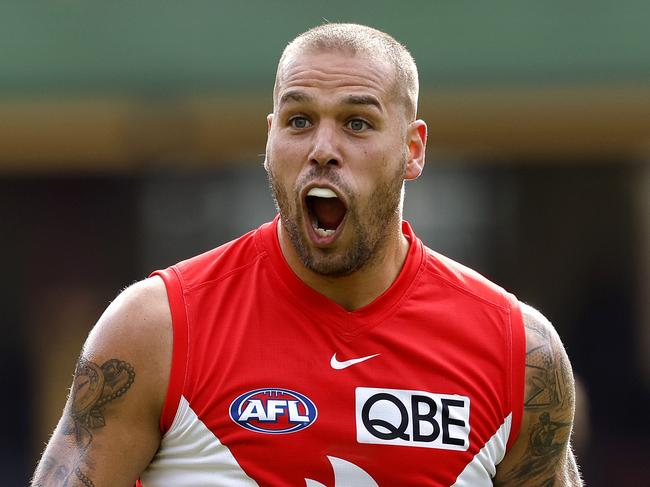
[
  {"x1": 2, "y1": 160, "x2": 648, "y2": 485},
  {"x1": 0, "y1": 177, "x2": 139, "y2": 484}
]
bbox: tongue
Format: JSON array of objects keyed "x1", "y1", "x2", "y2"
[{"x1": 311, "y1": 197, "x2": 346, "y2": 230}]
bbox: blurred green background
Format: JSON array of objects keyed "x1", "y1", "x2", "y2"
[{"x1": 1, "y1": 1, "x2": 649, "y2": 485}]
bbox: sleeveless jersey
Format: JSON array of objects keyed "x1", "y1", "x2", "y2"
[{"x1": 139, "y1": 217, "x2": 525, "y2": 487}]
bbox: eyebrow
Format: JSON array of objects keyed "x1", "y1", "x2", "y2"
[
  {"x1": 342, "y1": 94, "x2": 383, "y2": 112},
  {"x1": 279, "y1": 90, "x2": 313, "y2": 106},
  {"x1": 278, "y1": 90, "x2": 383, "y2": 112}
]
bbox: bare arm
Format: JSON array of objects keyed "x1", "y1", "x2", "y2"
[
  {"x1": 495, "y1": 303, "x2": 583, "y2": 486},
  {"x1": 31, "y1": 277, "x2": 172, "y2": 487}
]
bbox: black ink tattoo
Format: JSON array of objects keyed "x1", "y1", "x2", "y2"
[
  {"x1": 34, "y1": 455, "x2": 95, "y2": 487},
  {"x1": 75, "y1": 466, "x2": 96, "y2": 487},
  {"x1": 63, "y1": 358, "x2": 135, "y2": 450},
  {"x1": 32, "y1": 357, "x2": 135, "y2": 487},
  {"x1": 505, "y1": 411, "x2": 572, "y2": 481},
  {"x1": 37, "y1": 455, "x2": 70, "y2": 486},
  {"x1": 522, "y1": 317, "x2": 570, "y2": 412},
  {"x1": 529, "y1": 412, "x2": 571, "y2": 457}
]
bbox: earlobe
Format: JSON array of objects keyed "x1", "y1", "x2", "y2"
[
  {"x1": 267, "y1": 113, "x2": 273, "y2": 132},
  {"x1": 405, "y1": 120, "x2": 427, "y2": 181}
]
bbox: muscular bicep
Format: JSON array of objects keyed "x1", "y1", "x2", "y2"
[
  {"x1": 495, "y1": 303, "x2": 582, "y2": 486},
  {"x1": 32, "y1": 277, "x2": 172, "y2": 487}
]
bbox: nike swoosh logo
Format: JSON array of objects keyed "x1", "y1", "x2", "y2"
[{"x1": 330, "y1": 353, "x2": 380, "y2": 370}]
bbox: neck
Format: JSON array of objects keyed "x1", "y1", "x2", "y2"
[{"x1": 277, "y1": 220, "x2": 410, "y2": 311}]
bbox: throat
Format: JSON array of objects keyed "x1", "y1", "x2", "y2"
[
  {"x1": 308, "y1": 196, "x2": 346, "y2": 231},
  {"x1": 277, "y1": 217, "x2": 411, "y2": 311}
]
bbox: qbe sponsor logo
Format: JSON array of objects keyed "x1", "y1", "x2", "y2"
[
  {"x1": 229, "y1": 388, "x2": 317, "y2": 434},
  {"x1": 355, "y1": 387, "x2": 470, "y2": 450}
]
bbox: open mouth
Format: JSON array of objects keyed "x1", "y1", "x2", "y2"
[{"x1": 304, "y1": 187, "x2": 348, "y2": 242}]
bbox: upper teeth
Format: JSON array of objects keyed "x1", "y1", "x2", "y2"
[{"x1": 307, "y1": 187, "x2": 337, "y2": 198}]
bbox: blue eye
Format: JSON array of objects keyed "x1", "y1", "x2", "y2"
[
  {"x1": 347, "y1": 119, "x2": 369, "y2": 131},
  {"x1": 290, "y1": 117, "x2": 311, "y2": 129}
]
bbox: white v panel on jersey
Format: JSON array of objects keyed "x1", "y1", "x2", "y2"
[
  {"x1": 328, "y1": 456, "x2": 379, "y2": 486},
  {"x1": 140, "y1": 396, "x2": 258, "y2": 487},
  {"x1": 305, "y1": 456, "x2": 379, "y2": 487},
  {"x1": 451, "y1": 413, "x2": 512, "y2": 486}
]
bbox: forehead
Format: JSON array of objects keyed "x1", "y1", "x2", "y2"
[{"x1": 275, "y1": 51, "x2": 397, "y2": 109}]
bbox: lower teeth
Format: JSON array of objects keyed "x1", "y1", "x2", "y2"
[{"x1": 314, "y1": 226, "x2": 335, "y2": 237}]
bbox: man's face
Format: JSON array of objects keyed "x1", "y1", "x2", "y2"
[{"x1": 265, "y1": 50, "x2": 422, "y2": 277}]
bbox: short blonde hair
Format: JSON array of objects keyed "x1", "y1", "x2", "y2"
[{"x1": 274, "y1": 23, "x2": 419, "y2": 120}]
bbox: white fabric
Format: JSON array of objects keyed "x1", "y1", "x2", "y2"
[
  {"x1": 305, "y1": 456, "x2": 378, "y2": 487},
  {"x1": 451, "y1": 413, "x2": 512, "y2": 486},
  {"x1": 140, "y1": 395, "x2": 258, "y2": 487}
]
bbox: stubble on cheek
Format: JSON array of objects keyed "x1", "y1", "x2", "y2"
[{"x1": 266, "y1": 165, "x2": 308, "y2": 256}]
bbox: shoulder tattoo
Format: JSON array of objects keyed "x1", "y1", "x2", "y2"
[{"x1": 523, "y1": 314, "x2": 573, "y2": 412}]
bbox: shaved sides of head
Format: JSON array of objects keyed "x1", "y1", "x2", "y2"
[{"x1": 274, "y1": 23, "x2": 419, "y2": 120}]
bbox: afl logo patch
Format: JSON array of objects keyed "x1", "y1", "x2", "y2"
[{"x1": 229, "y1": 388, "x2": 318, "y2": 434}]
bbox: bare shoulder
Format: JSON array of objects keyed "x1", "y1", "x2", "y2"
[
  {"x1": 84, "y1": 277, "x2": 171, "y2": 373},
  {"x1": 32, "y1": 276, "x2": 173, "y2": 487},
  {"x1": 88, "y1": 275, "x2": 172, "y2": 405},
  {"x1": 494, "y1": 302, "x2": 583, "y2": 486}
]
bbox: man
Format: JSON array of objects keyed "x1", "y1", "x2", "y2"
[{"x1": 32, "y1": 24, "x2": 582, "y2": 486}]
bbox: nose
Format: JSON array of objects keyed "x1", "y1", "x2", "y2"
[{"x1": 308, "y1": 121, "x2": 340, "y2": 167}]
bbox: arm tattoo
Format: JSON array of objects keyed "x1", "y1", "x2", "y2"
[
  {"x1": 35, "y1": 456, "x2": 96, "y2": 487},
  {"x1": 496, "y1": 308, "x2": 581, "y2": 486},
  {"x1": 35, "y1": 456, "x2": 71, "y2": 486},
  {"x1": 64, "y1": 358, "x2": 135, "y2": 449},
  {"x1": 32, "y1": 358, "x2": 135, "y2": 487}
]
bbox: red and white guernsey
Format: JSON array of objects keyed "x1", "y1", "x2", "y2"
[{"x1": 139, "y1": 217, "x2": 525, "y2": 487}]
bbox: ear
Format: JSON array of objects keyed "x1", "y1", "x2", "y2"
[
  {"x1": 264, "y1": 114, "x2": 274, "y2": 171},
  {"x1": 405, "y1": 120, "x2": 427, "y2": 181}
]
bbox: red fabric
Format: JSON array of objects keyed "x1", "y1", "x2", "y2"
[
  {"x1": 149, "y1": 267, "x2": 189, "y2": 434},
  {"x1": 150, "y1": 216, "x2": 525, "y2": 485},
  {"x1": 506, "y1": 297, "x2": 526, "y2": 450}
]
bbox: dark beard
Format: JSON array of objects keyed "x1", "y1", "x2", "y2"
[{"x1": 267, "y1": 159, "x2": 406, "y2": 277}]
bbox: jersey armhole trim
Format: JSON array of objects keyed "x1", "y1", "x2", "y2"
[
  {"x1": 506, "y1": 296, "x2": 526, "y2": 450},
  {"x1": 151, "y1": 266, "x2": 189, "y2": 434}
]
